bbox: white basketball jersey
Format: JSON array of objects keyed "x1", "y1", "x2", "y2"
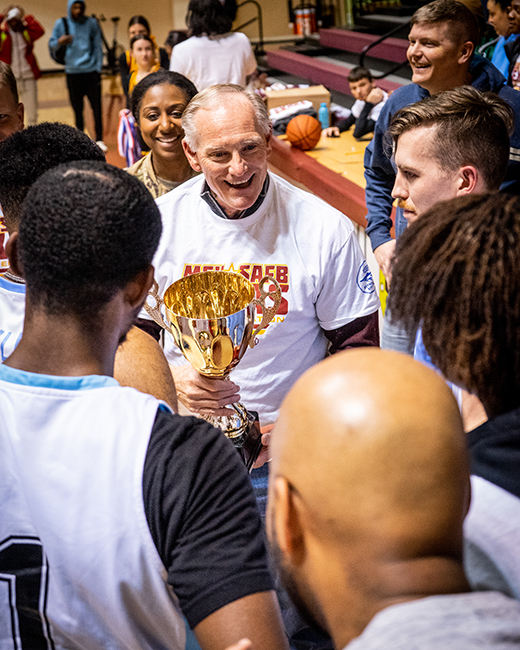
[
  {"x1": 0, "y1": 275, "x2": 25, "y2": 362},
  {"x1": 0, "y1": 366, "x2": 189, "y2": 650}
]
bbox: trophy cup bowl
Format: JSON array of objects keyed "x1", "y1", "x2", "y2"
[{"x1": 144, "y1": 270, "x2": 281, "y2": 471}]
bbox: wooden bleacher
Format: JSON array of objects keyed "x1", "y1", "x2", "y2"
[
  {"x1": 265, "y1": 49, "x2": 405, "y2": 98},
  {"x1": 318, "y1": 28, "x2": 409, "y2": 63}
]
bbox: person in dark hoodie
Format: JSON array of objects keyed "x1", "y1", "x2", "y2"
[
  {"x1": 363, "y1": 0, "x2": 520, "y2": 354},
  {"x1": 49, "y1": 0, "x2": 106, "y2": 151}
]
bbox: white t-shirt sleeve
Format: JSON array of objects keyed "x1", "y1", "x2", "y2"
[
  {"x1": 169, "y1": 43, "x2": 188, "y2": 74},
  {"x1": 351, "y1": 99, "x2": 364, "y2": 119},
  {"x1": 244, "y1": 37, "x2": 257, "y2": 77},
  {"x1": 315, "y1": 228, "x2": 378, "y2": 331}
]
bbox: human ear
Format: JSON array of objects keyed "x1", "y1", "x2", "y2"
[
  {"x1": 271, "y1": 476, "x2": 306, "y2": 565},
  {"x1": 16, "y1": 102, "x2": 24, "y2": 128},
  {"x1": 182, "y1": 139, "x2": 202, "y2": 172},
  {"x1": 5, "y1": 231, "x2": 24, "y2": 278},
  {"x1": 125, "y1": 264, "x2": 155, "y2": 310},
  {"x1": 457, "y1": 165, "x2": 479, "y2": 195},
  {"x1": 459, "y1": 40, "x2": 474, "y2": 65},
  {"x1": 264, "y1": 126, "x2": 273, "y2": 158}
]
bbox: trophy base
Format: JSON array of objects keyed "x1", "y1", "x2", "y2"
[{"x1": 202, "y1": 405, "x2": 263, "y2": 472}]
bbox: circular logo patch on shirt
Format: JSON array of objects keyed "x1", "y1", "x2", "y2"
[{"x1": 356, "y1": 261, "x2": 375, "y2": 294}]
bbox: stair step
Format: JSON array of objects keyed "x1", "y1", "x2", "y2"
[
  {"x1": 354, "y1": 14, "x2": 412, "y2": 37},
  {"x1": 319, "y1": 28, "x2": 409, "y2": 63},
  {"x1": 266, "y1": 49, "x2": 405, "y2": 97}
]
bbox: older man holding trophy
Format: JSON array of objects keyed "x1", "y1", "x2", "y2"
[{"x1": 138, "y1": 84, "x2": 379, "y2": 459}]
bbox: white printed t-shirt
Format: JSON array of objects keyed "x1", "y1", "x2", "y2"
[
  {"x1": 143, "y1": 173, "x2": 379, "y2": 424},
  {"x1": 0, "y1": 274, "x2": 25, "y2": 362},
  {"x1": 169, "y1": 32, "x2": 257, "y2": 91}
]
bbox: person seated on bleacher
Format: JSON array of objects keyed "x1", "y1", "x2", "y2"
[
  {"x1": 389, "y1": 192, "x2": 520, "y2": 602},
  {"x1": 169, "y1": 0, "x2": 257, "y2": 91},
  {"x1": 323, "y1": 66, "x2": 388, "y2": 140},
  {"x1": 265, "y1": 348, "x2": 520, "y2": 649}
]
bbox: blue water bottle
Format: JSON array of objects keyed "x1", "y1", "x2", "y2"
[{"x1": 318, "y1": 102, "x2": 329, "y2": 129}]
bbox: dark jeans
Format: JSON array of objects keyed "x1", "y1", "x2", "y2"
[{"x1": 66, "y1": 71, "x2": 103, "y2": 141}]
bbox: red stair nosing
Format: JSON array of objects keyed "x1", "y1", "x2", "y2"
[
  {"x1": 319, "y1": 28, "x2": 409, "y2": 64},
  {"x1": 266, "y1": 49, "x2": 404, "y2": 97}
]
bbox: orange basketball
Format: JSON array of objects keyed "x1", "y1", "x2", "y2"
[{"x1": 286, "y1": 114, "x2": 322, "y2": 151}]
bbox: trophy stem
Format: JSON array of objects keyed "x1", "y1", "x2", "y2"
[
  {"x1": 202, "y1": 402, "x2": 251, "y2": 445},
  {"x1": 202, "y1": 403, "x2": 263, "y2": 472}
]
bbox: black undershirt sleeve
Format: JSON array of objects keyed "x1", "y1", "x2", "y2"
[
  {"x1": 335, "y1": 114, "x2": 356, "y2": 133},
  {"x1": 143, "y1": 408, "x2": 274, "y2": 628},
  {"x1": 135, "y1": 316, "x2": 162, "y2": 342},
  {"x1": 352, "y1": 102, "x2": 376, "y2": 140},
  {"x1": 324, "y1": 312, "x2": 380, "y2": 354}
]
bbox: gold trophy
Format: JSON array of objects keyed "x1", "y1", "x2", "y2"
[{"x1": 145, "y1": 270, "x2": 281, "y2": 471}]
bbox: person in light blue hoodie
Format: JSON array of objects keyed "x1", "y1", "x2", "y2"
[{"x1": 49, "y1": 0, "x2": 106, "y2": 150}]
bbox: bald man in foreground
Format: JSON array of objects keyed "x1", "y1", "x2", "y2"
[{"x1": 264, "y1": 350, "x2": 520, "y2": 650}]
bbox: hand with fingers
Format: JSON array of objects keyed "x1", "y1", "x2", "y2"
[
  {"x1": 172, "y1": 365, "x2": 241, "y2": 417},
  {"x1": 374, "y1": 239, "x2": 396, "y2": 286},
  {"x1": 323, "y1": 126, "x2": 340, "y2": 138},
  {"x1": 252, "y1": 423, "x2": 274, "y2": 468},
  {"x1": 366, "y1": 87, "x2": 385, "y2": 105}
]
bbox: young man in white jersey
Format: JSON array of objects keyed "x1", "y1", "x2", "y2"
[
  {"x1": 0, "y1": 121, "x2": 178, "y2": 408},
  {"x1": 0, "y1": 160, "x2": 288, "y2": 650},
  {"x1": 0, "y1": 122, "x2": 105, "y2": 364}
]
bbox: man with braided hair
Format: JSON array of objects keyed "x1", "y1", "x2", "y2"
[{"x1": 388, "y1": 191, "x2": 520, "y2": 602}]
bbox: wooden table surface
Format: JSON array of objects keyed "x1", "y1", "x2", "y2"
[
  {"x1": 270, "y1": 129, "x2": 395, "y2": 232},
  {"x1": 287, "y1": 130, "x2": 372, "y2": 189}
]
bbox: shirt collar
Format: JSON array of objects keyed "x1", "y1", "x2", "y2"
[{"x1": 200, "y1": 174, "x2": 270, "y2": 220}]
